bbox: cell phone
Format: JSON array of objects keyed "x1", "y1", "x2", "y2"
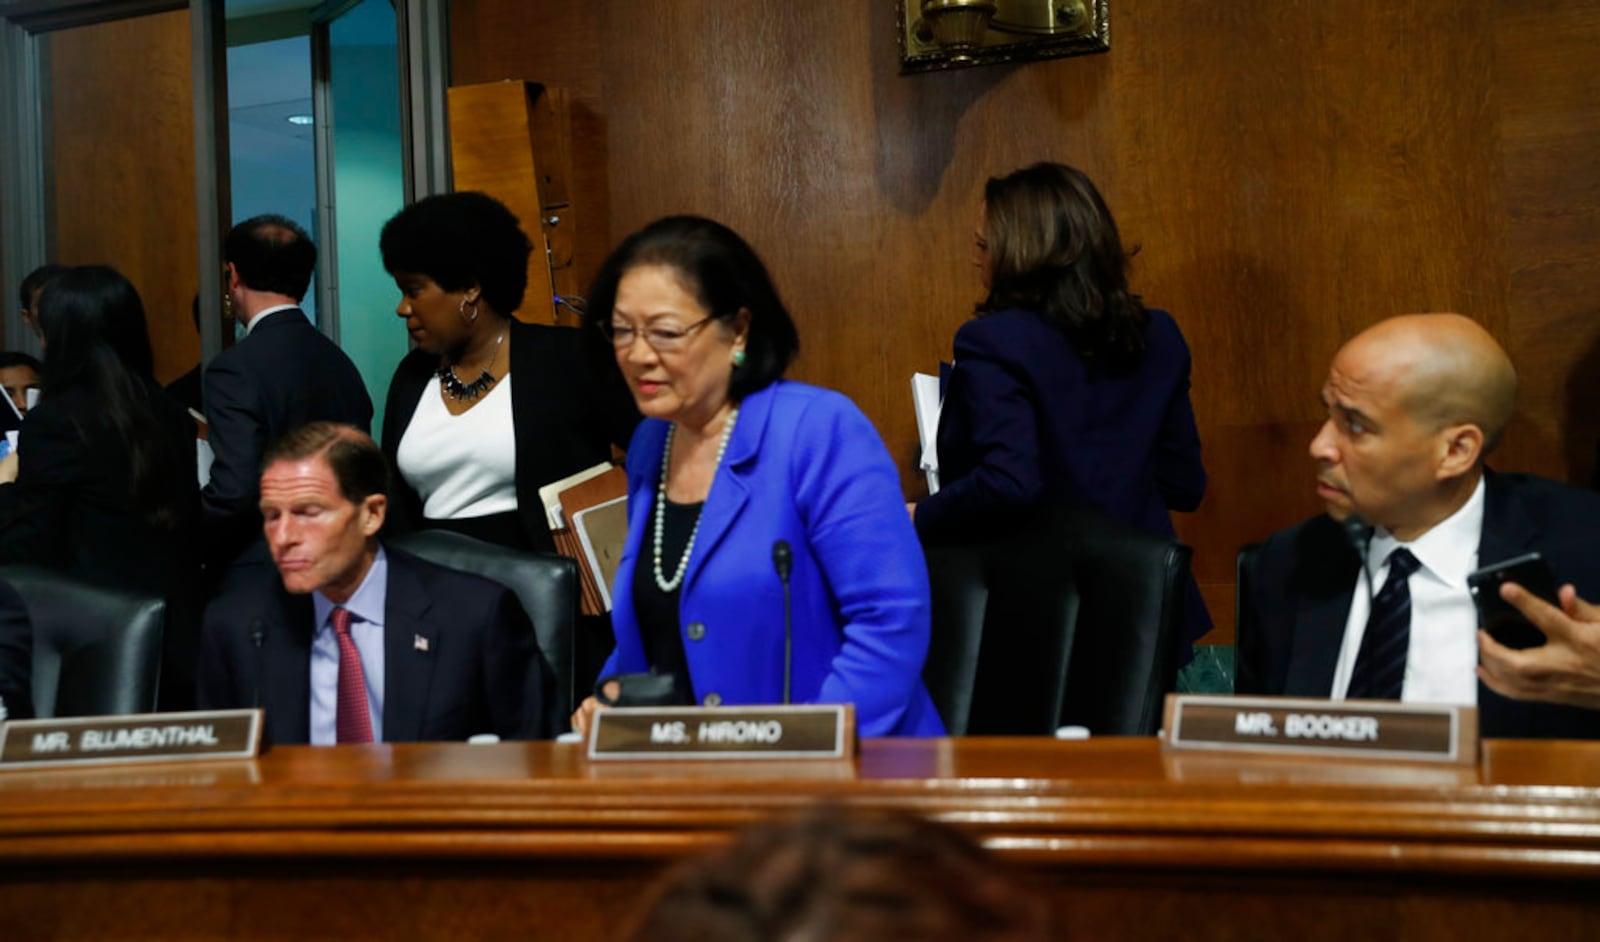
[{"x1": 1467, "y1": 552, "x2": 1562, "y2": 649}]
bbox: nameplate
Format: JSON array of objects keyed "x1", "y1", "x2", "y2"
[
  {"x1": 588, "y1": 704, "x2": 854, "y2": 760},
  {"x1": 1162, "y1": 695, "x2": 1477, "y2": 764},
  {"x1": 0, "y1": 709, "x2": 264, "y2": 770}
]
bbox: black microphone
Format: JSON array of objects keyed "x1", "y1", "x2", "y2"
[
  {"x1": 1341, "y1": 514, "x2": 1377, "y2": 614},
  {"x1": 772, "y1": 540, "x2": 793, "y2": 705},
  {"x1": 250, "y1": 619, "x2": 266, "y2": 710}
]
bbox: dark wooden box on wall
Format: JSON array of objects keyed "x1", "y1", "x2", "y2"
[{"x1": 447, "y1": 80, "x2": 578, "y2": 326}]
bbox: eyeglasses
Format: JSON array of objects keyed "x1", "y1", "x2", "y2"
[{"x1": 598, "y1": 315, "x2": 716, "y2": 354}]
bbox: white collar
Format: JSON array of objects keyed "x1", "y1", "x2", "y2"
[
  {"x1": 243, "y1": 303, "x2": 301, "y2": 335},
  {"x1": 1368, "y1": 475, "x2": 1485, "y2": 587}
]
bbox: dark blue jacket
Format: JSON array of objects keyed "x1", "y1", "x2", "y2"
[{"x1": 916, "y1": 307, "x2": 1211, "y2": 642}]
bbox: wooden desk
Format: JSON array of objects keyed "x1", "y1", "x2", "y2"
[{"x1": 2, "y1": 738, "x2": 1598, "y2": 939}]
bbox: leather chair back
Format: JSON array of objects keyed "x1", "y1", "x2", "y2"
[
  {"x1": 923, "y1": 508, "x2": 1190, "y2": 736},
  {"x1": 388, "y1": 530, "x2": 580, "y2": 716},
  {"x1": 1233, "y1": 543, "x2": 1264, "y2": 694},
  {"x1": 923, "y1": 540, "x2": 1078, "y2": 735},
  {"x1": 0, "y1": 565, "x2": 164, "y2": 719},
  {"x1": 1057, "y1": 511, "x2": 1190, "y2": 735}
]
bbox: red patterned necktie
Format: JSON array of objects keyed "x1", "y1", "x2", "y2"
[{"x1": 331, "y1": 606, "x2": 374, "y2": 743}]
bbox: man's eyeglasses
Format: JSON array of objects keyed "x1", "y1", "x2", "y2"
[{"x1": 598, "y1": 315, "x2": 716, "y2": 354}]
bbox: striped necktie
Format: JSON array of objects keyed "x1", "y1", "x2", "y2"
[{"x1": 1346, "y1": 548, "x2": 1422, "y2": 701}]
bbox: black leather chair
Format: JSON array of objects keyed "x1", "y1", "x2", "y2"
[
  {"x1": 922, "y1": 509, "x2": 1190, "y2": 736},
  {"x1": 923, "y1": 539, "x2": 1078, "y2": 735},
  {"x1": 388, "y1": 530, "x2": 581, "y2": 718},
  {"x1": 0, "y1": 565, "x2": 164, "y2": 719},
  {"x1": 1233, "y1": 543, "x2": 1264, "y2": 695},
  {"x1": 1057, "y1": 511, "x2": 1191, "y2": 735}
]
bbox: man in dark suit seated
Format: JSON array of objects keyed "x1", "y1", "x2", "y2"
[
  {"x1": 196, "y1": 423, "x2": 547, "y2": 744},
  {"x1": 203, "y1": 216, "x2": 373, "y2": 583},
  {"x1": 1236, "y1": 313, "x2": 1600, "y2": 738}
]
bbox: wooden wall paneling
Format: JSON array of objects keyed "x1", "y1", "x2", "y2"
[
  {"x1": 47, "y1": 8, "x2": 198, "y2": 384},
  {"x1": 448, "y1": 0, "x2": 1600, "y2": 646},
  {"x1": 449, "y1": 0, "x2": 610, "y2": 302},
  {"x1": 1490, "y1": 0, "x2": 1600, "y2": 485}
]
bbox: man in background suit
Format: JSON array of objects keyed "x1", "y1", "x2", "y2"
[
  {"x1": 196, "y1": 423, "x2": 545, "y2": 744},
  {"x1": 1236, "y1": 313, "x2": 1600, "y2": 738},
  {"x1": 203, "y1": 215, "x2": 372, "y2": 580}
]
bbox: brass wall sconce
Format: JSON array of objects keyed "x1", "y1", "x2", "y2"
[{"x1": 898, "y1": 0, "x2": 1110, "y2": 73}]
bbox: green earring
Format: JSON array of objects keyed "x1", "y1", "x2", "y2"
[{"x1": 732, "y1": 348, "x2": 746, "y2": 368}]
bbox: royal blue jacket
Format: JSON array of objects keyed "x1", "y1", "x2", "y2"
[{"x1": 602, "y1": 380, "x2": 944, "y2": 737}]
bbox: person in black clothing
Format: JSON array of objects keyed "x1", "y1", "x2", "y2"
[{"x1": 0, "y1": 266, "x2": 200, "y2": 709}]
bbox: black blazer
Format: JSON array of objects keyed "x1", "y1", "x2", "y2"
[
  {"x1": 195, "y1": 547, "x2": 546, "y2": 743},
  {"x1": 0, "y1": 382, "x2": 199, "y2": 596},
  {"x1": 381, "y1": 319, "x2": 639, "y2": 553},
  {"x1": 201, "y1": 309, "x2": 374, "y2": 570},
  {"x1": 1237, "y1": 471, "x2": 1600, "y2": 739}
]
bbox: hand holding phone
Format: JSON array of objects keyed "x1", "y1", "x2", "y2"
[{"x1": 1468, "y1": 552, "x2": 1562, "y2": 649}]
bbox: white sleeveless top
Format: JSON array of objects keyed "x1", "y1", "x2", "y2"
[{"x1": 395, "y1": 374, "x2": 518, "y2": 519}]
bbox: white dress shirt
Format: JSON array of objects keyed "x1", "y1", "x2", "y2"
[
  {"x1": 1331, "y1": 477, "x2": 1485, "y2": 705},
  {"x1": 242, "y1": 302, "x2": 303, "y2": 336},
  {"x1": 309, "y1": 547, "x2": 388, "y2": 744}
]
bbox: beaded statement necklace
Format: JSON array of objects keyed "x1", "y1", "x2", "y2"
[
  {"x1": 437, "y1": 330, "x2": 506, "y2": 401},
  {"x1": 653, "y1": 406, "x2": 740, "y2": 593}
]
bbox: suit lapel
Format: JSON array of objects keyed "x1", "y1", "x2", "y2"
[
  {"x1": 682, "y1": 385, "x2": 770, "y2": 595},
  {"x1": 1284, "y1": 520, "x2": 1360, "y2": 696},
  {"x1": 382, "y1": 553, "x2": 438, "y2": 742}
]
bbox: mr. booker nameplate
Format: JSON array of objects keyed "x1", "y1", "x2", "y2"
[
  {"x1": 1162, "y1": 695, "x2": 1477, "y2": 764},
  {"x1": 0, "y1": 709, "x2": 264, "y2": 770},
  {"x1": 589, "y1": 704, "x2": 855, "y2": 760}
]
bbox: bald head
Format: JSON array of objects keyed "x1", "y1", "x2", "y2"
[{"x1": 1338, "y1": 313, "x2": 1517, "y2": 455}]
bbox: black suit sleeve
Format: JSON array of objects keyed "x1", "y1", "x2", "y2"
[
  {"x1": 195, "y1": 601, "x2": 241, "y2": 711},
  {"x1": 0, "y1": 579, "x2": 34, "y2": 720},
  {"x1": 200, "y1": 354, "x2": 267, "y2": 561},
  {"x1": 1153, "y1": 346, "x2": 1207, "y2": 513},
  {"x1": 0, "y1": 400, "x2": 84, "y2": 571}
]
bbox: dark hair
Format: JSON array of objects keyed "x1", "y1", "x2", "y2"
[
  {"x1": 623, "y1": 805, "x2": 1051, "y2": 942},
  {"x1": 224, "y1": 215, "x2": 317, "y2": 302},
  {"x1": 262, "y1": 422, "x2": 388, "y2": 505},
  {"x1": 35, "y1": 266, "x2": 182, "y2": 528},
  {"x1": 982, "y1": 162, "x2": 1148, "y2": 371},
  {"x1": 587, "y1": 216, "x2": 799, "y2": 400},
  {"x1": 379, "y1": 192, "x2": 533, "y2": 318},
  {"x1": 19, "y1": 264, "x2": 65, "y2": 310},
  {"x1": 0, "y1": 351, "x2": 42, "y2": 374}
]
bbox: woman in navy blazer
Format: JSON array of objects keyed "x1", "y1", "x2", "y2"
[
  {"x1": 912, "y1": 162, "x2": 1212, "y2": 647},
  {"x1": 571, "y1": 217, "x2": 942, "y2": 737}
]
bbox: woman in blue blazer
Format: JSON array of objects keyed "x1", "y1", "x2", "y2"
[
  {"x1": 572, "y1": 217, "x2": 942, "y2": 737},
  {"x1": 912, "y1": 162, "x2": 1212, "y2": 648}
]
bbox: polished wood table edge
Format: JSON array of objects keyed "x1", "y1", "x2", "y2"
[{"x1": 1, "y1": 737, "x2": 1597, "y2": 878}]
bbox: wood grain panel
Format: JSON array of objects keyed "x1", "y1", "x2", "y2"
[
  {"x1": 48, "y1": 8, "x2": 198, "y2": 384},
  {"x1": 450, "y1": 0, "x2": 1600, "y2": 645}
]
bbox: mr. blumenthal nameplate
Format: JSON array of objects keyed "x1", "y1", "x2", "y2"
[
  {"x1": 589, "y1": 704, "x2": 855, "y2": 760},
  {"x1": 0, "y1": 709, "x2": 263, "y2": 770},
  {"x1": 1163, "y1": 695, "x2": 1477, "y2": 764}
]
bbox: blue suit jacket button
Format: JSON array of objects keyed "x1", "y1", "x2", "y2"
[
  {"x1": 702, "y1": 692, "x2": 722, "y2": 707},
  {"x1": 686, "y1": 621, "x2": 706, "y2": 641}
]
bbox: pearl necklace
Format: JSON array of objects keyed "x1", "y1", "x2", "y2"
[{"x1": 653, "y1": 407, "x2": 739, "y2": 593}]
